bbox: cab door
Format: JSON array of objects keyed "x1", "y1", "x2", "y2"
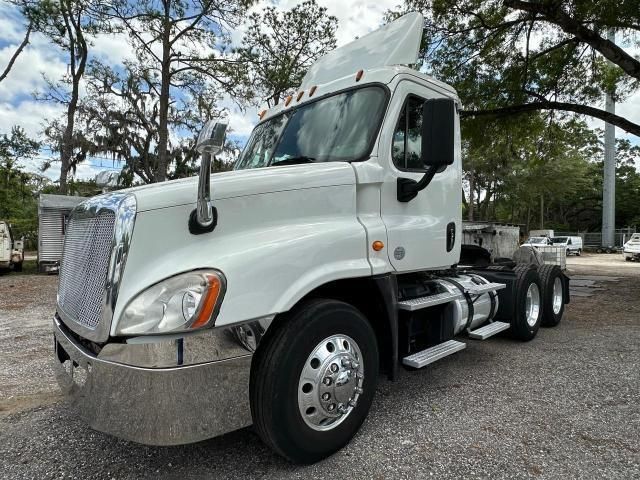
[{"x1": 379, "y1": 80, "x2": 462, "y2": 272}]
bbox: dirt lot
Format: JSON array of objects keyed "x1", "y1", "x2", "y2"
[{"x1": 0, "y1": 254, "x2": 638, "y2": 479}]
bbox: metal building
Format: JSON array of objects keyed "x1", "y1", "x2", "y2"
[{"x1": 38, "y1": 194, "x2": 83, "y2": 272}]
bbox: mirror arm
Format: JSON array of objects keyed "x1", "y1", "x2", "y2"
[
  {"x1": 189, "y1": 152, "x2": 218, "y2": 235},
  {"x1": 396, "y1": 165, "x2": 439, "y2": 202}
]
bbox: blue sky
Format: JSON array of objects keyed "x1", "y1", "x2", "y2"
[{"x1": 1, "y1": 0, "x2": 639, "y2": 182}]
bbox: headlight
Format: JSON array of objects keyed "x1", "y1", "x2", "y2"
[{"x1": 117, "y1": 269, "x2": 225, "y2": 335}]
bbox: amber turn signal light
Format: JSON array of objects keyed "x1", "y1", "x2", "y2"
[
  {"x1": 190, "y1": 274, "x2": 223, "y2": 329},
  {"x1": 372, "y1": 240, "x2": 384, "y2": 251}
]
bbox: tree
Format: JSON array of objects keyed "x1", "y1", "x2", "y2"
[
  {"x1": 237, "y1": 0, "x2": 338, "y2": 107},
  {"x1": 36, "y1": 0, "x2": 105, "y2": 194},
  {"x1": 391, "y1": 0, "x2": 640, "y2": 137},
  {"x1": 0, "y1": 5, "x2": 33, "y2": 84},
  {"x1": 77, "y1": 60, "x2": 232, "y2": 184},
  {"x1": 0, "y1": 127, "x2": 42, "y2": 243},
  {"x1": 103, "y1": 0, "x2": 253, "y2": 182}
]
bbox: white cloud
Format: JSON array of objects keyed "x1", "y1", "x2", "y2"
[{"x1": 0, "y1": 99, "x2": 64, "y2": 139}]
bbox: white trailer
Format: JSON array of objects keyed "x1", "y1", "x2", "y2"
[
  {"x1": 0, "y1": 221, "x2": 24, "y2": 272},
  {"x1": 51, "y1": 13, "x2": 570, "y2": 464}
]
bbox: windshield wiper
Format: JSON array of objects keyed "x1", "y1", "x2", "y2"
[{"x1": 271, "y1": 156, "x2": 316, "y2": 166}]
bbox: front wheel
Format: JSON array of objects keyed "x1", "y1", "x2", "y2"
[{"x1": 250, "y1": 299, "x2": 379, "y2": 464}]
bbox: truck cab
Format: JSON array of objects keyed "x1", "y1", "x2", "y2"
[
  {"x1": 0, "y1": 221, "x2": 24, "y2": 272},
  {"x1": 51, "y1": 13, "x2": 569, "y2": 464}
]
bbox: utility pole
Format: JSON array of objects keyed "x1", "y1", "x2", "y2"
[{"x1": 602, "y1": 28, "x2": 616, "y2": 247}]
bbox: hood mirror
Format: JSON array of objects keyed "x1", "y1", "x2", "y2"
[{"x1": 190, "y1": 119, "x2": 228, "y2": 235}]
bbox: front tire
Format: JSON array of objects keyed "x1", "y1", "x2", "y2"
[
  {"x1": 250, "y1": 299, "x2": 379, "y2": 464},
  {"x1": 510, "y1": 264, "x2": 543, "y2": 341}
]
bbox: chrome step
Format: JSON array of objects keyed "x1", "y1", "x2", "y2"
[
  {"x1": 465, "y1": 282, "x2": 506, "y2": 296},
  {"x1": 402, "y1": 340, "x2": 466, "y2": 368},
  {"x1": 398, "y1": 291, "x2": 464, "y2": 311},
  {"x1": 468, "y1": 321, "x2": 510, "y2": 340}
]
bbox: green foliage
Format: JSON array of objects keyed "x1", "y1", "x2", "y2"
[
  {"x1": 0, "y1": 127, "x2": 44, "y2": 246},
  {"x1": 237, "y1": 0, "x2": 338, "y2": 107},
  {"x1": 391, "y1": 0, "x2": 640, "y2": 136}
]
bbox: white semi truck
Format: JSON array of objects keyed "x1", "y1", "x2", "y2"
[{"x1": 52, "y1": 13, "x2": 570, "y2": 464}]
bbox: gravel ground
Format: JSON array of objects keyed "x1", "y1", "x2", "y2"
[{"x1": 0, "y1": 255, "x2": 638, "y2": 479}]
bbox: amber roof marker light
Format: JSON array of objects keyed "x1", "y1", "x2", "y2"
[
  {"x1": 355, "y1": 70, "x2": 364, "y2": 82},
  {"x1": 296, "y1": 91, "x2": 304, "y2": 102},
  {"x1": 284, "y1": 95, "x2": 293, "y2": 106},
  {"x1": 309, "y1": 86, "x2": 317, "y2": 97}
]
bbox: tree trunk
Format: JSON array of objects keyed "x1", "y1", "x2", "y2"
[
  {"x1": 58, "y1": 2, "x2": 88, "y2": 195},
  {"x1": 468, "y1": 169, "x2": 475, "y2": 221},
  {"x1": 156, "y1": 1, "x2": 172, "y2": 182},
  {"x1": 540, "y1": 194, "x2": 544, "y2": 229}
]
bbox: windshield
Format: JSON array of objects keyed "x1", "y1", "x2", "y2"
[
  {"x1": 528, "y1": 237, "x2": 547, "y2": 244},
  {"x1": 235, "y1": 86, "x2": 388, "y2": 170},
  {"x1": 552, "y1": 237, "x2": 568, "y2": 244}
]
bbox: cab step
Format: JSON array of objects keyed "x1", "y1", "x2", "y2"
[
  {"x1": 468, "y1": 321, "x2": 510, "y2": 340},
  {"x1": 398, "y1": 291, "x2": 464, "y2": 311},
  {"x1": 402, "y1": 340, "x2": 466, "y2": 368},
  {"x1": 465, "y1": 282, "x2": 507, "y2": 296}
]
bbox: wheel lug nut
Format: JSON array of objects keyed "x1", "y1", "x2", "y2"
[
  {"x1": 330, "y1": 363, "x2": 339, "y2": 373},
  {"x1": 322, "y1": 393, "x2": 331, "y2": 401},
  {"x1": 323, "y1": 377, "x2": 332, "y2": 386},
  {"x1": 341, "y1": 358, "x2": 352, "y2": 368},
  {"x1": 327, "y1": 403, "x2": 336, "y2": 411},
  {"x1": 337, "y1": 403, "x2": 347, "y2": 414}
]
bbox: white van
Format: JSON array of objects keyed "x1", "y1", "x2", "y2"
[{"x1": 552, "y1": 236, "x2": 582, "y2": 256}]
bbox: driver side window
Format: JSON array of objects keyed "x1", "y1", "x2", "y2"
[{"x1": 392, "y1": 96, "x2": 425, "y2": 170}]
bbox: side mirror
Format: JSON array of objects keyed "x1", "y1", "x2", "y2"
[
  {"x1": 190, "y1": 120, "x2": 228, "y2": 235},
  {"x1": 397, "y1": 97, "x2": 456, "y2": 202},
  {"x1": 422, "y1": 98, "x2": 455, "y2": 168}
]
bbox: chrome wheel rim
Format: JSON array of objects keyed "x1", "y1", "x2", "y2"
[
  {"x1": 297, "y1": 334, "x2": 364, "y2": 431},
  {"x1": 552, "y1": 277, "x2": 563, "y2": 315},
  {"x1": 525, "y1": 282, "x2": 541, "y2": 327}
]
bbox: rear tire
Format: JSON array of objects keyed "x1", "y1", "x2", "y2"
[
  {"x1": 538, "y1": 264, "x2": 565, "y2": 327},
  {"x1": 13, "y1": 262, "x2": 23, "y2": 272},
  {"x1": 576, "y1": 249, "x2": 582, "y2": 256},
  {"x1": 250, "y1": 299, "x2": 379, "y2": 464},
  {"x1": 510, "y1": 264, "x2": 543, "y2": 341}
]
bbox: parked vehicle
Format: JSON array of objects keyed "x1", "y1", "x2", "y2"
[
  {"x1": 51, "y1": 13, "x2": 570, "y2": 464},
  {"x1": 522, "y1": 236, "x2": 553, "y2": 247},
  {"x1": 551, "y1": 236, "x2": 583, "y2": 256},
  {"x1": 623, "y1": 233, "x2": 640, "y2": 261},
  {"x1": 0, "y1": 221, "x2": 24, "y2": 272}
]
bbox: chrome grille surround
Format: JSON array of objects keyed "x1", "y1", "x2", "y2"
[{"x1": 57, "y1": 193, "x2": 137, "y2": 342}]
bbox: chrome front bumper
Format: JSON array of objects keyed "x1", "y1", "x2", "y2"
[{"x1": 52, "y1": 317, "x2": 254, "y2": 445}]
